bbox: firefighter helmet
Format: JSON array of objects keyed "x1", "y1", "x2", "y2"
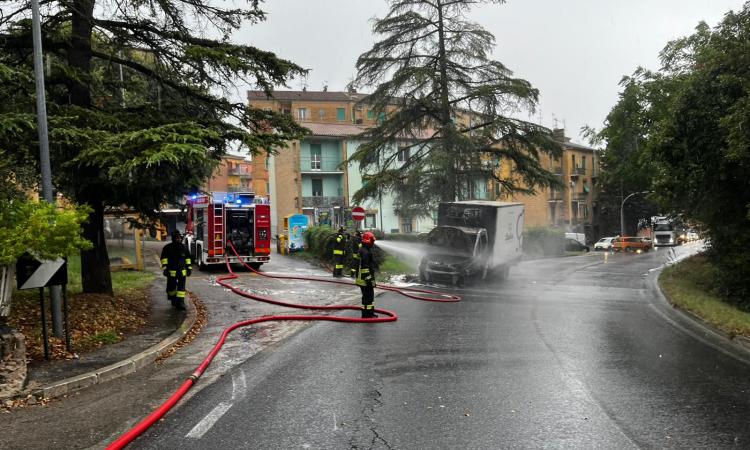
[{"x1": 362, "y1": 231, "x2": 376, "y2": 246}]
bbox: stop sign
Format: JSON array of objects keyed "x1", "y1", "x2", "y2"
[{"x1": 351, "y1": 206, "x2": 366, "y2": 221}]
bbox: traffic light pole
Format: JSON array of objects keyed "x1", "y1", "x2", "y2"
[{"x1": 31, "y1": 0, "x2": 64, "y2": 337}]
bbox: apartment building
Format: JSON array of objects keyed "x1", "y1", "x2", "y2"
[
  {"x1": 250, "y1": 89, "x2": 595, "y2": 236},
  {"x1": 248, "y1": 88, "x2": 393, "y2": 126},
  {"x1": 502, "y1": 129, "x2": 599, "y2": 236}
]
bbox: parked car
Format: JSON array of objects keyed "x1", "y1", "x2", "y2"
[
  {"x1": 564, "y1": 238, "x2": 590, "y2": 252},
  {"x1": 686, "y1": 229, "x2": 700, "y2": 241},
  {"x1": 594, "y1": 237, "x2": 616, "y2": 251},
  {"x1": 612, "y1": 236, "x2": 652, "y2": 253}
]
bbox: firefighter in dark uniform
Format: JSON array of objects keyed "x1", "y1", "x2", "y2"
[
  {"x1": 160, "y1": 230, "x2": 192, "y2": 310},
  {"x1": 349, "y1": 230, "x2": 362, "y2": 278},
  {"x1": 356, "y1": 231, "x2": 378, "y2": 318},
  {"x1": 332, "y1": 227, "x2": 346, "y2": 277}
]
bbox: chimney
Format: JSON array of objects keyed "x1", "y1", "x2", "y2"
[
  {"x1": 552, "y1": 128, "x2": 570, "y2": 142},
  {"x1": 323, "y1": 85, "x2": 328, "y2": 92},
  {"x1": 302, "y1": 86, "x2": 307, "y2": 92}
]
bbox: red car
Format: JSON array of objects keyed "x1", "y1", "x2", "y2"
[{"x1": 612, "y1": 236, "x2": 652, "y2": 253}]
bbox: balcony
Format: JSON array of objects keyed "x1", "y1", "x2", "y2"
[
  {"x1": 574, "y1": 166, "x2": 586, "y2": 175},
  {"x1": 551, "y1": 165, "x2": 563, "y2": 175},
  {"x1": 300, "y1": 156, "x2": 344, "y2": 173},
  {"x1": 302, "y1": 196, "x2": 346, "y2": 208},
  {"x1": 228, "y1": 168, "x2": 252, "y2": 178},
  {"x1": 228, "y1": 185, "x2": 253, "y2": 193}
]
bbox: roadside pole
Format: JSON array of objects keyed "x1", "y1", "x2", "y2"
[{"x1": 31, "y1": 0, "x2": 64, "y2": 337}]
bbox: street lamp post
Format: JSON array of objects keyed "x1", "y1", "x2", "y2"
[
  {"x1": 620, "y1": 191, "x2": 650, "y2": 237},
  {"x1": 31, "y1": 0, "x2": 64, "y2": 338}
]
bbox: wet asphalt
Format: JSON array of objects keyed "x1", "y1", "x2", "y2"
[{"x1": 132, "y1": 242, "x2": 750, "y2": 449}]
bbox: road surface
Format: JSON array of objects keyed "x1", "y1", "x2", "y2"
[{"x1": 131, "y1": 242, "x2": 750, "y2": 449}]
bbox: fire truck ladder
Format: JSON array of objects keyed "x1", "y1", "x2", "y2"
[{"x1": 213, "y1": 204, "x2": 224, "y2": 256}]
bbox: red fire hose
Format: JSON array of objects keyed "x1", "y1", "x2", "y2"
[{"x1": 106, "y1": 244, "x2": 459, "y2": 449}]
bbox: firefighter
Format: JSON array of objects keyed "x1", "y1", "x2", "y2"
[
  {"x1": 349, "y1": 230, "x2": 362, "y2": 278},
  {"x1": 160, "y1": 230, "x2": 192, "y2": 310},
  {"x1": 332, "y1": 227, "x2": 346, "y2": 277},
  {"x1": 356, "y1": 231, "x2": 378, "y2": 318}
]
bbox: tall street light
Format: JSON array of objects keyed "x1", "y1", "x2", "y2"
[
  {"x1": 31, "y1": 0, "x2": 64, "y2": 337},
  {"x1": 620, "y1": 191, "x2": 650, "y2": 237}
]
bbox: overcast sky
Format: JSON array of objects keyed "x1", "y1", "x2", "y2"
[{"x1": 236, "y1": 0, "x2": 746, "y2": 145}]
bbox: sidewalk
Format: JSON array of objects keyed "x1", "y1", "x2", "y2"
[{"x1": 21, "y1": 282, "x2": 193, "y2": 400}]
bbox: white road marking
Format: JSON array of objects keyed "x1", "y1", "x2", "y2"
[
  {"x1": 231, "y1": 370, "x2": 247, "y2": 401},
  {"x1": 185, "y1": 402, "x2": 232, "y2": 439}
]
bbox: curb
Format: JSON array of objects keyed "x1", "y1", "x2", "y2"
[
  {"x1": 32, "y1": 296, "x2": 198, "y2": 400},
  {"x1": 652, "y1": 265, "x2": 750, "y2": 356}
]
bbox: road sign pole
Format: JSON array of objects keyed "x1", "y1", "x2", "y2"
[
  {"x1": 62, "y1": 284, "x2": 71, "y2": 353},
  {"x1": 39, "y1": 288, "x2": 50, "y2": 360}
]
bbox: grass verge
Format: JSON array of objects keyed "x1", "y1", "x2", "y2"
[
  {"x1": 660, "y1": 255, "x2": 750, "y2": 338},
  {"x1": 8, "y1": 254, "x2": 155, "y2": 361}
]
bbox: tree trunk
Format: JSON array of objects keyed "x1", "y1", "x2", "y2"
[
  {"x1": 80, "y1": 198, "x2": 113, "y2": 295},
  {"x1": 435, "y1": 0, "x2": 456, "y2": 202},
  {"x1": 69, "y1": 0, "x2": 94, "y2": 108},
  {"x1": 69, "y1": 0, "x2": 113, "y2": 294}
]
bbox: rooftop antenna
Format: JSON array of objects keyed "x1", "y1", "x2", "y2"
[{"x1": 552, "y1": 113, "x2": 559, "y2": 129}]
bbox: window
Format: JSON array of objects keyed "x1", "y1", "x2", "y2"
[
  {"x1": 378, "y1": 112, "x2": 386, "y2": 123},
  {"x1": 319, "y1": 109, "x2": 325, "y2": 120},
  {"x1": 311, "y1": 179, "x2": 323, "y2": 197},
  {"x1": 367, "y1": 110, "x2": 375, "y2": 119},
  {"x1": 336, "y1": 108, "x2": 346, "y2": 121},
  {"x1": 582, "y1": 155, "x2": 587, "y2": 170},
  {"x1": 265, "y1": 157, "x2": 269, "y2": 169},
  {"x1": 401, "y1": 217, "x2": 413, "y2": 233},
  {"x1": 310, "y1": 144, "x2": 321, "y2": 170},
  {"x1": 571, "y1": 154, "x2": 576, "y2": 168},
  {"x1": 365, "y1": 214, "x2": 376, "y2": 228},
  {"x1": 297, "y1": 108, "x2": 307, "y2": 120},
  {"x1": 266, "y1": 182, "x2": 270, "y2": 194},
  {"x1": 397, "y1": 147, "x2": 410, "y2": 162}
]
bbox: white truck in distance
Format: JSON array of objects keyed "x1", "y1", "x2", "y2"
[
  {"x1": 419, "y1": 201, "x2": 525, "y2": 286},
  {"x1": 652, "y1": 216, "x2": 685, "y2": 247}
]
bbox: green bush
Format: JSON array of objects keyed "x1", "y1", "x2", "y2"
[
  {"x1": 303, "y1": 225, "x2": 385, "y2": 269},
  {"x1": 523, "y1": 226, "x2": 564, "y2": 257},
  {"x1": 0, "y1": 200, "x2": 92, "y2": 265}
]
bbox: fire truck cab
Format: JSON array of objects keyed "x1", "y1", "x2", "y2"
[{"x1": 185, "y1": 192, "x2": 271, "y2": 270}]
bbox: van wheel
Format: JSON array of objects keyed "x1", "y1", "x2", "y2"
[
  {"x1": 249, "y1": 263, "x2": 262, "y2": 271},
  {"x1": 495, "y1": 265, "x2": 510, "y2": 281}
]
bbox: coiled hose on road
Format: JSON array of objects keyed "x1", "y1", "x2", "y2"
[{"x1": 106, "y1": 244, "x2": 459, "y2": 449}]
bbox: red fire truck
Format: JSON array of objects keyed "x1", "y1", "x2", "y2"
[{"x1": 185, "y1": 192, "x2": 271, "y2": 269}]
